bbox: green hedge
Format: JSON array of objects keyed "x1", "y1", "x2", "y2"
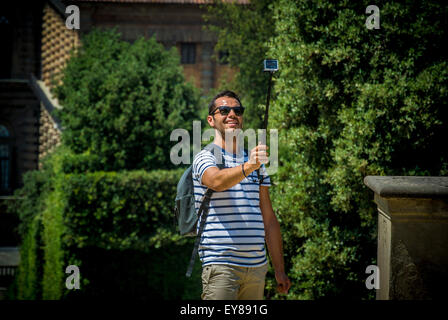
[
  {"x1": 8, "y1": 168, "x2": 50, "y2": 300},
  {"x1": 61, "y1": 168, "x2": 202, "y2": 300},
  {"x1": 61, "y1": 170, "x2": 200, "y2": 299},
  {"x1": 62, "y1": 170, "x2": 182, "y2": 250},
  {"x1": 9, "y1": 148, "x2": 202, "y2": 300}
]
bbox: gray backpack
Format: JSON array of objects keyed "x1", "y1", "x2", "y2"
[{"x1": 174, "y1": 143, "x2": 225, "y2": 277}]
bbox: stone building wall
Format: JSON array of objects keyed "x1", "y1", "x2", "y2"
[
  {"x1": 37, "y1": 2, "x2": 74, "y2": 164},
  {"x1": 38, "y1": 104, "x2": 62, "y2": 167},
  {"x1": 7, "y1": 1, "x2": 43, "y2": 79},
  {"x1": 41, "y1": 2, "x2": 81, "y2": 90},
  {"x1": 75, "y1": 0, "x2": 236, "y2": 92},
  {"x1": 40, "y1": 0, "x2": 238, "y2": 94},
  {"x1": 0, "y1": 81, "x2": 40, "y2": 189}
]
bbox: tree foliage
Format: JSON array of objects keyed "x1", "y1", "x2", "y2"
[
  {"x1": 208, "y1": 0, "x2": 448, "y2": 299},
  {"x1": 204, "y1": 0, "x2": 276, "y2": 129},
  {"x1": 54, "y1": 29, "x2": 200, "y2": 171}
]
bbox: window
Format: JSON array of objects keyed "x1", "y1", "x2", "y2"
[
  {"x1": 181, "y1": 43, "x2": 196, "y2": 64},
  {"x1": 218, "y1": 51, "x2": 229, "y2": 65},
  {"x1": 0, "y1": 124, "x2": 12, "y2": 194}
]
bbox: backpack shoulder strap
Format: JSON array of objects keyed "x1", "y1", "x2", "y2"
[
  {"x1": 185, "y1": 188, "x2": 213, "y2": 277},
  {"x1": 185, "y1": 144, "x2": 226, "y2": 277}
]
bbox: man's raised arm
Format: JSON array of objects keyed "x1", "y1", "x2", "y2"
[{"x1": 201, "y1": 145, "x2": 268, "y2": 191}]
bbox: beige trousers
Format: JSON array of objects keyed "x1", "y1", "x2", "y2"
[{"x1": 201, "y1": 263, "x2": 268, "y2": 300}]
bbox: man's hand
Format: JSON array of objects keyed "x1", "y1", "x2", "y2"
[
  {"x1": 248, "y1": 145, "x2": 269, "y2": 169},
  {"x1": 275, "y1": 271, "x2": 291, "y2": 294}
]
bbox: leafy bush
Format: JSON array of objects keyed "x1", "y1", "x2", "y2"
[
  {"x1": 60, "y1": 166, "x2": 201, "y2": 300},
  {"x1": 207, "y1": 0, "x2": 448, "y2": 299},
  {"x1": 267, "y1": 0, "x2": 448, "y2": 300},
  {"x1": 8, "y1": 151, "x2": 57, "y2": 300},
  {"x1": 54, "y1": 28, "x2": 200, "y2": 171},
  {"x1": 60, "y1": 151, "x2": 103, "y2": 174},
  {"x1": 62, "y1": 169, "x2": 184, "y2": 251}
]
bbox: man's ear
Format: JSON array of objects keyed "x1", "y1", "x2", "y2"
[{"x1": 207, "y1": 115, "x2": 215, "y2": 127}]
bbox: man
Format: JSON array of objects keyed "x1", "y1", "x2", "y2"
[{"x1": 192, "y1": 90, "x2": 291, "y2": 300}]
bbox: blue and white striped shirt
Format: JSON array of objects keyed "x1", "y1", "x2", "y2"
[{"x1": 192, "y1": 144, "x2": 271, "y2": 268}]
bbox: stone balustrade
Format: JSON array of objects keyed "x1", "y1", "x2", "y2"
[{"x1": 364, "y1": 176, "x2": 448, "y2": 300}]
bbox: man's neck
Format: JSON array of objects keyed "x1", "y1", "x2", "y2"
[{"x1": 214, "y1": 132, "x2": 239, "y2": 154}]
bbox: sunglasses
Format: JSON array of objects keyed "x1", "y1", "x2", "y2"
[{"x1": 210, "y1": 106, "x2": 245, "y2": 116}]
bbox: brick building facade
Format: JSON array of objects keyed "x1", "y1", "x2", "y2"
[{"x1": 74, "y1": 0, "x2": 239, "y2": 90}]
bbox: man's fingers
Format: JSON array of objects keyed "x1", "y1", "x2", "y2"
[
  {"x1": 278, "y1": 285, "x2": 288, "y2": 294},
  {"x1": 252, "y1": 151, "x2": 269, "y2": 158},
  {"x1": 258, "y1": 157, "x2": 269, "y2": 164},
  {"x1": 284, "y1": 279, "x2": 291, "y2": 293},
  {"x1": 256, "y1": 152, "x2": 269, "y2": 163},
  {"x1": 277, "y1": 277, "x2": 291, "y2": 294},
  {"x1": 251, "y1": 145, "x2": 269, "y2": 153},
  {"x1": 250, "y1": 155, "x2": 269, "y2": 165},
  {"x1": 277, "y1": 283, "x2": 287, "y2": 294},
  {"x1": 249, "y1": 149, "x2": 269, "y2": 164}
]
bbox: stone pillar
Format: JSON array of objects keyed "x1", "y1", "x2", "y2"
[{"x1": 364, "y1": 176, "x2": 448, "y2": 300}]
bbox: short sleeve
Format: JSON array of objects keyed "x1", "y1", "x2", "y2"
[
  {"x1": 259, "y1": 164, "x2": 271, "y2": 187},
  {"x1": 192, "y1": 150, "x2": 218, "y2": 185}
]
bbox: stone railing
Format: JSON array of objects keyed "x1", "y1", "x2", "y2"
[
  {"x1": 29, "y1": 74, "x2": 62, "y2": 166},
  {"x1": 364, "y1": 176, "x2": 448, "y2": 300}
]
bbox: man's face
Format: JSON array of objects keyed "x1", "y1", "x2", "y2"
[{"x1": 207, "y1": 96, "x2": 243, "y2": 138}]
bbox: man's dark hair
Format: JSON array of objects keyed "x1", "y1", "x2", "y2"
[{"x1": 208, "y1": 90, "x2": 243, "y2": 115}]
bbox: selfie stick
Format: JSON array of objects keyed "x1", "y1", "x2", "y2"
[
  {"x1": 262, "y1": 59, "x2": 278, "y2": 132},
  {"x1": 264, "y1": 72, "x2": 273, "y2": 131},
  {"x1": 257, "y1": 60, "x2": 278, "y2": 184}
]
